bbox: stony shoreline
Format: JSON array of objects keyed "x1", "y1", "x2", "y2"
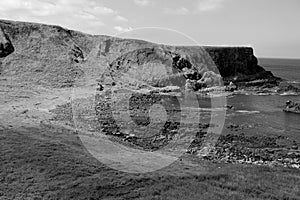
[
  {"x1": 50, "y1": 91, "x2": 300, "y2": 169},
  {"x1": 187, "y1": 128, "x2": 300, "y2": 169}
]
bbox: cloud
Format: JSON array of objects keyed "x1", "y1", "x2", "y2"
[
  {"x1": 115, "y1": 15, "x2": 128, "y2": 22},
  {"x1": 0, "y1": 0, "x2": 123, "y2": 34},
  {"x1": 164, "y1": 7, "x2": 189, "y2": 15},
  {"x1": 87, "y1": 6, "x2": 117, "y2": 16},
  {"x1": 198, "y1": 0, "x2": 225, "y2": 12},
  {"x1": 134, "y1": 0, "x2": 150, "y2": 7},
  {"x1": 114, "y1": 26, "x2": 133, "y2": 32}
]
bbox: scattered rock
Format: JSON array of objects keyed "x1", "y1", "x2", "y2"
[{"x1": 188, "y1": 133, "x2": 300, "y2": 169}]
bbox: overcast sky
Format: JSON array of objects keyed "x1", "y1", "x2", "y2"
[{"x1": 0, "y1": 0, "x2": 299, "y2": 58}]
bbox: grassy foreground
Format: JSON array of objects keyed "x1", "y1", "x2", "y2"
[{"x1": 1, "y1": 124, "x2": 299, "y2": 200}]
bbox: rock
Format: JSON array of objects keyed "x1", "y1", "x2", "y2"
[
  {"x1": 112, "y1": 131, "x2": 124, "y2": 137},
  {"x1": 226, "y1": 105, "x2": 234, "y2": 109},
  {"x1": 185, "y1": 79, "x2": 194, "y2": 91},
  {"x1": 70, "y1": 45, "x2": 84, "y2": 63},
  {"x1": 96, "y1": 83, "x2": 104, "y2": 91},
  {"x1": 225, "y1": 81, "x2": 237, "y2": 92},
  {"x1": 0, "y1": 27, "x2": 14, "y2": 58},
  {"x1": 124, "y1": 133, "x2": 137, "y2": 141},
  {"x1": 20, "y1": 109, "x2": 29, "y2": 114},
  {"x1": 197, "y1": 71, "x2": 222, "y2": 88},
  {"x1": 278, "y1": 84, "x2": 300, "y2": 94},
  {"x1": 283, "y1": 100, "x2": 300, "y2": 114}
]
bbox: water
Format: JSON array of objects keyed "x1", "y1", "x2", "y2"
[
  {"x1": 223, "y1": 58, "x2": 300, "y2": 140},
  {"x1": 259, "y1": 58, "x2": 300, "y2": 82}
]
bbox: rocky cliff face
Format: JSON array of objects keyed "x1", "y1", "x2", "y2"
[
  {"x1": 0, "y1": 19, "x2": 279, "y2": 88},
  {"x1": 204, "y1": 47, "x2": 277, "y2": 84}
]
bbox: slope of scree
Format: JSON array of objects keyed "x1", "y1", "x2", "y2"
[{"x1": 0, "y1": 19, "x2": 279, "y2": 88}]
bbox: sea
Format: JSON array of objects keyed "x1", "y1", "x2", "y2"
[
  {"x1": 188, "y1": 58, "x2": 300, "y2": 142},
  {"x1": 223, "y1": 58, "x2": 300, "y2": 141}
]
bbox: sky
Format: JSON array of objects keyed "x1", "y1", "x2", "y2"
[{"x1": 0, "y1": 0, "x2": 299, "y2": 58}]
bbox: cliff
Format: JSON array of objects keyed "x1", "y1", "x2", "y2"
[
  {"x1": 0, "y1": 19, "x2": 279, "y2": 88},
  {"x1": 204, "y1": 47, "x2": 277, "y2": 84}
]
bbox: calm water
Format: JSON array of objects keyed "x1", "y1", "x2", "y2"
[
  {"x1": 259, "y1": 58, "x2": 300, "y2": 82},
  {"x1": 224, "y1": 58, "x2": 300, "y2": 140}
]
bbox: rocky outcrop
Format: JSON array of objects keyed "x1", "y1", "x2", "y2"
[
  {"x1": 103, "y1": 47, "x2": 227, "y2": 92},
  {"x1": 0, "y1": 27, "x2": 14, "y2": 57},
  {"x1": 284, "y1": 101, "x2": 300, "y2": 114}
]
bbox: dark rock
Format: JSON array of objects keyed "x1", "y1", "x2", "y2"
[
  {"x1": 20, "y1": 109, "x2": 29, "y2": 114},
  {"x1": 70, "y1": 45, "x2": 84, "y2": 63},
  {"x1": 0, "y1": 27, "x2": 14, "y2": 58},
  {"x1": 283, "y1": 100, "x2": 300, "y2": 114},
  {"x1": 225, "y1": 82, "x2": 237, "y2": 92},
  {"x1": 227, "y1": 123, "x2": 239, "y2": 129},
  {"x1": 96, "y1": 83, "x2": 104, "y2": 91},
  {"x1": 226, "y1": 105, "x2": 234, "y2": 109},
  {"x1": 291, "y1": 145, "x2": 298, "y2": 150}
]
